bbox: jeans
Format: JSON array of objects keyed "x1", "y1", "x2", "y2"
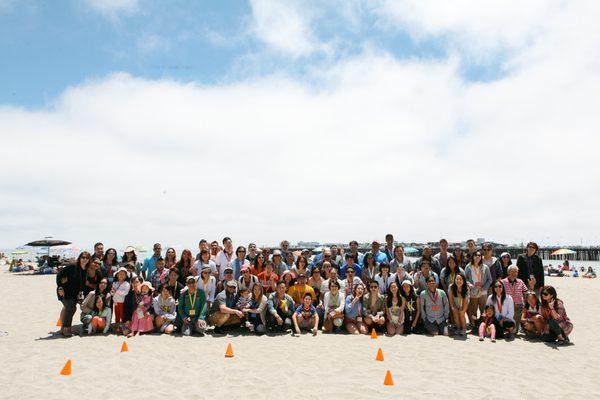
[
  {"x1": 267, "y1": 309, "x2": 292, "y2": 331},
  {"x1": 61, "y1": 299, "x2": 78, "y2": 328},
  {"x1": 542, "y1": 319, "x2": 565, "y2": 342}
]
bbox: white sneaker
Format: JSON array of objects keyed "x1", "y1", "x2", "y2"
[{"x1": 443, "y1": 326, "x2": 449, "y2": 336}]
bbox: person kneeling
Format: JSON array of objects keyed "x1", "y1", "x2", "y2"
[
  {"x1": 208, "y1": 280, "x2": 243, "y2": 333},
  {"x1": 293, "y1": 293, "x2": 319, "y2": 335},
  {"x1": 176, "y1": 276, "x2": 207, "y2": 336},
  {"x1": 266, "y1": 281, "x2": 294, "y2": 332},
  {"x1": 420, "y1": 276, "x2": 450, "y2": 336}
]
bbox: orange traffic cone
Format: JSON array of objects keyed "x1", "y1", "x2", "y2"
[
  {"x1": 376, "y1": 348, "x2": 384, "y2": 361},
  {"x1": 370, "y1": 328, "x2": 378, "y2": 339},
  {"x1": 383, "y1": 370, "x2": 394, "y2": 386},
  {"x1": 56, "y1": 317, "x2": 62, "y2": 327},
  {"x1": 225, "y1": 343, "x2": 234, "y2": 358},
  {"x1": 120, "y1": 341, "x2": 128, "y2": 353},
  {"x1": 60, "y1": 359, "x2": 72, "y2": 376}
]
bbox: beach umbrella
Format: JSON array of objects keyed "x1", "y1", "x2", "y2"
[
  {"x1": 25, "y1": 239, "x2": 72, "y2": 257},
  {"x1": 26, "y1": 239, "x2": 71, "y2": 247},
  {"x1": 403, "y1": 247, "x2": 419, "y2": 254},
  {"x1": 551, "y1": 248, "x2": 576, "y2": 256}
]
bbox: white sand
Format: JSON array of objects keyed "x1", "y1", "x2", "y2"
[{"x1": 0, "y1": 271, "x2": 598, "y2": 400}]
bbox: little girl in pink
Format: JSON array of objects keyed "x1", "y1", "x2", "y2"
[
  {"x1": 128, "y1": 281, "x2": 155, "y2": 337},
  {"x1": 475, "y1": 305, "x2": 499, "y2": 342}
]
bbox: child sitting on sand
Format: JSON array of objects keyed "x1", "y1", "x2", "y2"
[
  {"x1": 474, "y1": 305, "x2": 498, "y2": 342},
  {"x1": 236, "y1": 287, "x2": 254, "y2": 331},
  {"x1": 521, "y1": 292, "x2": 544, "y2": 337},
  {"x1": 293, "y1": 293, "x2": 319, "y2": 336}
]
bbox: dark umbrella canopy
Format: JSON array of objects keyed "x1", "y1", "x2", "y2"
[{"x1": 26, "y1": 239, "x2": 71, "y2": 247}]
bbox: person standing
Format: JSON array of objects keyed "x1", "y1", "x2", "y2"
[
  {"x1": 368, "y1": 240, "x2": 388, "y2": 265},
  {"x1": 433, "y1": 239, "x2": 450, "y2": 270},
  {"x1": 390, "y1": 245, "x2": 412, "y2": 274},
  {"x1": 383, "y1": 234, "x2": 395, "y2": 262},
  {"x1": 516, "y1": 242, "x2": 545, "y2": 292},
  {"x1": 502, "y1": 265, "x2": 528, "y2": 333},
  {"x1": 216, "y1": 237, "x2": 235, "y2": 280},
  {"x1": 141, "y1": 243, "x2": 162, "y2": 281},
  {"x1": 92, "y1": 242, "x2": 104, "y2": 263}
]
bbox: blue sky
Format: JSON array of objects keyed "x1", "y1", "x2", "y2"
[
  {"x1": 0, "y1": 0, "x2": 496, "y2": 108},
  {"x1": 1, "y1": 0, "x2": 599, "y2": 249}
]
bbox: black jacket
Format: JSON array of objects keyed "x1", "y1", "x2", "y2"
[
  {"x1": 56, "y1": 263, "x2": 85, "y2": 300},
  {"x1": 516, "y1": 253, "x2": 544, "y2": 290}
]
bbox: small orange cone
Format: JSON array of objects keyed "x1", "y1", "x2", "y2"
[
  {"x1": 225, "y1": 343, "x2": 234, "y2": 358},
  {"x1": 370, "y1": 328, "x2": 378, "y2": 339},
  {"x1": 60, "y1": 359, "x2": 72, "y2": 376},
  {"x1": 383, "y1": 370, "x2": 394, "y2": 386},
  {"x1": 56, "y1": 317, "x2": 62, "y2": 327},
  {"x1": 376, "y1": 348, "x2": 384, "y2": 361},
  {"x1": 120, "y1": 341, "x2": 128, "y2": 353}
]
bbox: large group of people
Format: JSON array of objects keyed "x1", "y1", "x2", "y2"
[{"x1": 55, "y1": 236, "x2": 573, "y2": 345}]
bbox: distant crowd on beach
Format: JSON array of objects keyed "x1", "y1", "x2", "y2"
[{"x1": 54, "y1": 236, "x2": 573, "y2": 345}]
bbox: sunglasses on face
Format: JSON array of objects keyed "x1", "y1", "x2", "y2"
[
  {"x1": 82, "y1": 256, "x2": 90, "y2": 259},
  {"x1": 494, "y1": 285, "x2": 503, "y2": 288},
  {"x1": 370, "y1": 286, "x2": 378, "y2": 289},
  {"x1": 347, "y1": 271, "x2": 355, "y2": 274},
  {"x1": 542, "y1": 292, "x2": 549, "y2": 296}
]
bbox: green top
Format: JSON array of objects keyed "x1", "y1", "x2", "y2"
[{"x1": 177, "y1": 288, "x2": 207, "y2": 320}]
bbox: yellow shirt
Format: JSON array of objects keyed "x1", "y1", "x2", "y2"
[{"x1": 287, "y1": 284, "x2": 316, "y2": 305}]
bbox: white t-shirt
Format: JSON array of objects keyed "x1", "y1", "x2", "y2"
[{"x1": 215, "y1": 250, "x2": 235, "y2": 280}]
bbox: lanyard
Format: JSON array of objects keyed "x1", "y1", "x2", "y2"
[
  {"x1": 497, "y1": 298, "x2": 503, "y2": 314},
  {"x1": 428, "y1": 290, "x2": 438, "y2": 304},
  {"x1": 188, "y1": 290, "x2": 197, "y2": 311}
]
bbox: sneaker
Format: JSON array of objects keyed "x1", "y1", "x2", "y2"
[
  {"x1": 183, "y1": 326, "x2": 191, "y2": 336},
  {"x1": 491, "y1": 338, "x2": 496, "y2": 343},
  {"x1": 443, "y1": 326, "x2": 449, "y2": 336},
  {"x1": 479, "y1": 337, "x2": 484, "y2": 341}
]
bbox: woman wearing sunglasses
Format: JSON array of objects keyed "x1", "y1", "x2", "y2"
[
  {"x1": 540, "y1": 285, "x2": 573, "y2": 345},
  {"x1": 486, "y1": 279, "x2": 516, "y2": 340}
]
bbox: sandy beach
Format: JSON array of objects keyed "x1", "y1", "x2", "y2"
[{"x1": 0, "y1": 271, "x2": 597, "y2": 400}]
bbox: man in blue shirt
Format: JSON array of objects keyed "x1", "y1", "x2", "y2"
[
  {"x1": 368, "y1": 240, "x2": 388, "y2": 265},
  {"x1": 340, "y1": 253, "x2": 362, "y2": 279},
  {"x1": 141, "y1": 243, "x2": 162, "y2": 280}
]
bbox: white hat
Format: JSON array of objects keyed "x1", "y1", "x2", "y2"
[
  {"x1": 141, "y1": 281, "x2": 154, "y2": 291},
  {"x1": 124, "y1": 246, "x2": 136, "y2": 253},
  {"x1": 401, "y1": 279, "x2": 412, "y2": 286},
  {"x1": 113, "y1": 267, "x2": 129, "y2": 278}
]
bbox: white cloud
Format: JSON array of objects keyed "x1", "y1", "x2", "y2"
[
  {"x1": 249, "y1": 0, "x2": 328, "y2": 57},
  {"x1": 374, "y1": 0, "x2": 560, "y2": 57},
  {"x1": 1, "y1": 1, "x2": 599, "y2": 250},
  {"x1": 85, "y1": 0, "x2": 140, "y2": 19}
]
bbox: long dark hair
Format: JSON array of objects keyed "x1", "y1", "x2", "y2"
[
  {"x1": 93, "y1": 294, "x2": 105, "y2": 313},
  {"x1": 253, "y1": 253, "x2": 265, "y2": 269},
  {"x1": 76, "y1": 251, "x2": 91, "y2": 268},
  {"x1": 470, "y1": 251, "x2": 483, "y2": 267},
  {"x1": 103, "y1": 248, "x2": 118, "y2": 266},
  {"x1": 541, "y1": 285, "x2": 560, "y2": 311},
  {"x1": 442, "y1": 255, "x2": 459, "y2": 278},
  {"x1": 450, "y1": 272, "x2": 468, "y2": 298},
  {"x1": 524, "y1": 291, "x2": 540, "y2": 311},
  {"x1": 363, "y1": 253, "x2": 375, "y2": 268},
  {"x1": 386, "y1": 281, "x2": 401, "y2": 308},
  {"x1": 399, "y1": 281, "x2": 417, "y2": 302},
  {"x1": 123, "y1": 250, "x2": 137, "y2": 262},
  {"x1": 490, "y1": 279, "x2": 506, "y2": 302}
]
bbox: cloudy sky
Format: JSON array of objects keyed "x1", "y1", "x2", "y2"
[{"x1": 1, "y1": 0, "x2": 599, "y2": 250}]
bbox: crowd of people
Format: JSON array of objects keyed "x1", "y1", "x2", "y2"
[{"x1": 55, "y1": 236, "x2": 573, "y2": 345}]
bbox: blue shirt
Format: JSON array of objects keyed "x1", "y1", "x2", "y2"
[
  {"x1": 295, "y1": 304, "x2": 316, "y2": 318},
  {"x1": 340, "y1": 264, "x2": 363, "y2": 279},
  {"x1": 141, "y1": 255, "x2": 159, "y2": 279},
  {"x1": 232, "y1": 258, "x2": 246, "y2": 280},
  {"x1": 371, "y1": 251, "x2": 388, "y2": 265}
]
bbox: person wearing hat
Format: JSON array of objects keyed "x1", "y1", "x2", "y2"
[
  {"x1": 165, "y1": 268, "x2": 184, "y2": 302},
  {"x1": 176, "y1": 276, "x2": 207, "y2": 336},
  {"x1": 287, "y1": 273, "x2": 316, "y2": 307},
  {"x1": 219, "y1": 266, "x2": 238, "y2": 293},
  {"x1": 491, "y1": 252, "x2": 511, "y2": 283},
  {"x1": 400, "y1": 280, "x2": 422, "y2": 334},
  {"x1": 119, "y1": 246, "x2": 142, "y2": 275},
  {"x1": 368, "y1": 240, "x2": 388, "y2": 265},
  {"x1": 141, "y1": 242, "x2": 162, "y2": 281},
  {"x1": 238, "y1": 264, "x2": 259, "y2": 292},
  {"x1": 198, "y1": 265, "x2": 217, "y2": 308},
  {"x1": 267, "y1": 280, "x2": 295, "y2": 332},
  {"x1": 209, "y1": 280, "x2": 243, "y2": 333},
  {"x1": 127, "y1": 280, "x2": 155, "y2": 337},
  {"x1": 271, "y1": 249, "x2": 288, "y2": 276}
]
